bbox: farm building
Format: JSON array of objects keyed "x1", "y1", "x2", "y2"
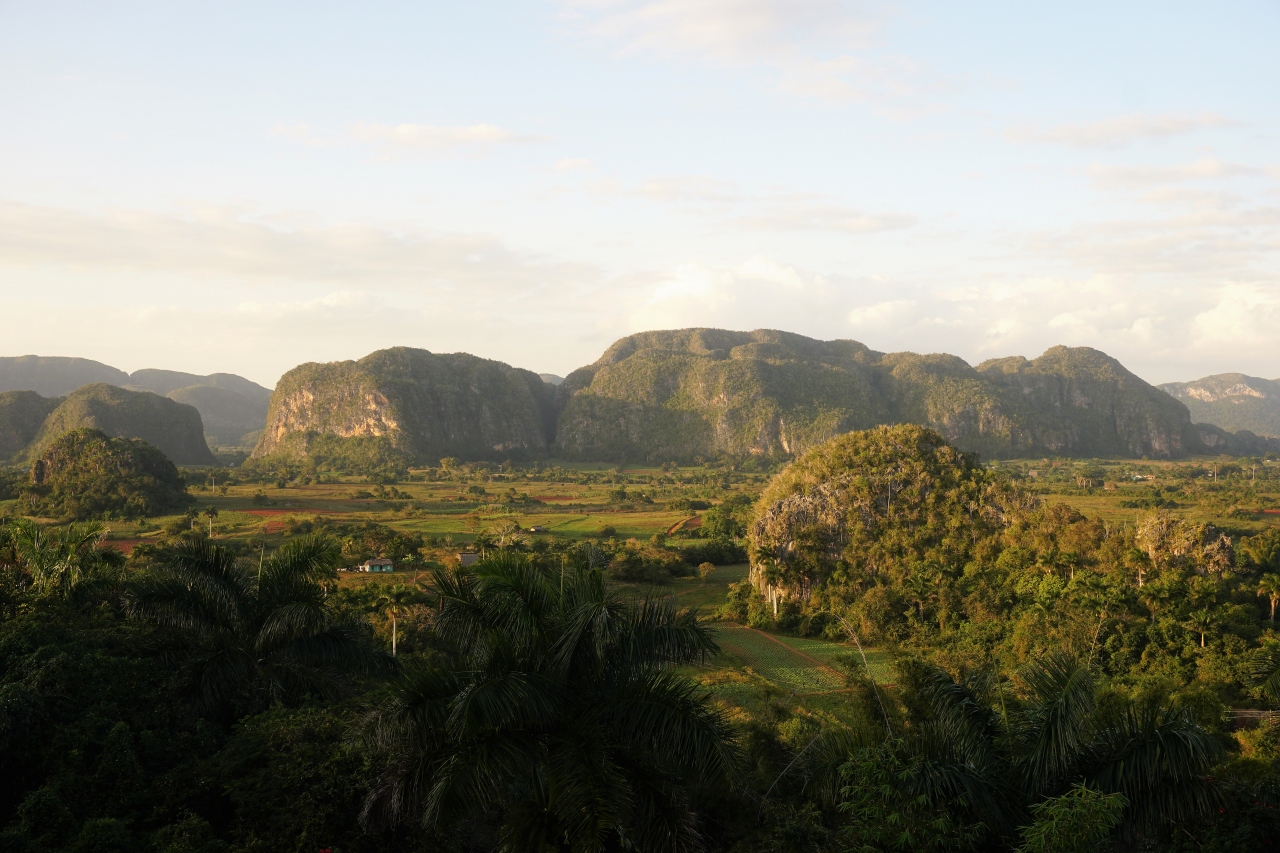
[{"x1": 360, "y1": 558, "x2": 395, "y2": 573}]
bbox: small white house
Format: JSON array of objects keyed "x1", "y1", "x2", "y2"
[{"x1": 361, "y1": 558, "x2": 395, "y2": 573}]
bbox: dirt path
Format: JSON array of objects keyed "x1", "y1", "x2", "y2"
[{"x1": 667, "y1": 515, "x2": 699, "y2": 535}]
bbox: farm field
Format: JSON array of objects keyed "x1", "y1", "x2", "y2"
[{"x1": 711, "y1": 624, "x2": 882, "y2": 693}]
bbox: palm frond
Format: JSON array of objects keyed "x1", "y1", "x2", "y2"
[
  {"x1": 589, "y1": 669, "x2": 739, "y2": 786},
  {"x1": 1013, "y1": 652, "x2": 1096, "y2": 794},
  {"x1": 1087, "y1": 697, "x2": 1224, "y2": 838},
  {"x1": 1248, "y1": 646, "x2": 1280, "y2": 702}
]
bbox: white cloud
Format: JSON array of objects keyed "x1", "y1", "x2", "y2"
[
  {"x1": 0, "y1": 199, "x2": 596, "y2": 293},
  {"x1": 4, "y1": 195, "x2": 1279, "y2": 388},
  {"x1": 589, "y1": 176, "x2": 913, "y2": 233},
  {"x1": 269, "y1": 123, "x2": 332, "y2": 146},
  {"x1": 848, "y1": 298, "x2": 917, "y2": 326},
  {"x1": 555, "y1": 157, "x2": 594, "y2": 171},
  {"x1": 1192, "y1": 284, "x2": 1280, "y2": 348},
  {"x1": 1089, "y1": 157, "x2": 1267, "y2": 188},
  {"x1": 735, "y1": 195, "x2": 915, "y2": 233},
  {"x1": 586, "y1": 174, "x2": 740, "y2": 205},
  {"x1": 556, "y1": 0, "x2": 932, "y2": 104},
  {"x1": 349, "y1": 122, "x2": 544, "y2": 155},
  {"x1": 1008, "y1": 113, "x2": 1237, "y2": 148}
]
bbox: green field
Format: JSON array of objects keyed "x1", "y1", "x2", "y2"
[{"x1": 711, "y1": 624, "x2": 889, "y2": 693}]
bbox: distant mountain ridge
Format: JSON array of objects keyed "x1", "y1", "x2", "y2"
[
  {"x1": 0, "y1": 355, "x2": 272, "y2": 448},
  {"x1": 555, "y1": 329, "x2": 1206, "y2": 461},
  {"x1": 1159, "y1": 373, "x2": 1280, "y2": 439},
  {"x1": 0, "y1": 384, "x2": 215, "y2": 466},
  {"x1": 252, "y1": 330, "x2": 1277, "y2": 466}
]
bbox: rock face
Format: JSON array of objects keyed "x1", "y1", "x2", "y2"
[
  {"x1": 253, "y1": 347, "x2": 557, "y2": 463},
  {"x1": 1160, "y1": 373, "x2": 1280, "y2": 439},
  {"x1": 972, "y1": 347, "x2": 1201, "y2": 459},
  {"x1": 25, "y1": 384, "x2": 217, "y2": 466},
  {"x1": 1192, "y1": 423, "x2": 1280, "y2": 456},
  {"x1": 554, "y1": 329, "x2": 1204, "y2": 462}
]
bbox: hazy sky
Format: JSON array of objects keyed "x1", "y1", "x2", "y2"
[{"x1": 1, "y1": 1, "x2": 1277, "y2": 387}]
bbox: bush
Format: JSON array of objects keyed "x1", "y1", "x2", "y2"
[
  {"x1": 678, "y1": 537, "x2": 747, "y2": 565},
  {"x1": 697, "y1": 562, "x2": 716, "y2": 581},
  {"x1": 605, "y1": 540, "x2": 690, "y2": 584}
]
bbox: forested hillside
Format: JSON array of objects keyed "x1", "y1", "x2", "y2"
[
  {"x1": 15, "y1": 384, "x2": 215, "y2": 466},
  {"x1": 5, "y1": 427, "x2": 1280, "y2": 850},
  {"x1": 253, "y1": 330, "x2": 1278, "y2": 468},
  {"x1": 0, "y1": 355, "x2": 130, "y2": 396},
  {"x1": 252, "y1": 346, "x2": 558, "y2": 464},
  {"x1": 0, "y1": 356, "x2": 273, "y2": 451},
  {"x1": 555, "y1": 329, "x2": 1217, "y2": 462},
  {"x1": 1161, "y1": 373, "x2": 1280, "y2": 439}
]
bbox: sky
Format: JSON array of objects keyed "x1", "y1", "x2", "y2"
[{"x1": 0, "y1": 1, "x2": 1277, "y2": 388}]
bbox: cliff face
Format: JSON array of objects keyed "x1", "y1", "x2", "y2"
[
  {"x1": 253, "y1": 347, "x2": 557, "y2": 463},
  {"x1": 25, "y1": 384, "x2": 217, "y2": 466},
  {"x1": 1159, "y1": 373, "x2": 1280, "y2": 439},
  {"x1": 973, "y1": 347, "x2": 1202, "y2": 459},
  {"x1": 555, "y1": 329, "x2": 889, "y2": 461},
  {"x1": 554, "y1": 330, "x2": 1208, "y2": 462}
]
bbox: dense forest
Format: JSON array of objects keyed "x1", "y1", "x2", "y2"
[{"x1": 4, "y1": 424, "x2": 1280, "y2": 851}]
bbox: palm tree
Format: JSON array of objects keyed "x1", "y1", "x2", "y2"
[
  {"x1": 839, "y1": 653, "x2": 1223, "y2": 846},
  {"x1": 361, "y1": 551, "x2": 738, "y2": 851},
  {"x1": 128, "y1": 535, "x2": 391, "y2": 719},
  {"x1": 1183, "y1": 609, "x2": 1218, "y2": 648},
  {"x1": 5, "y1": 518, "x2": 124, "y2": 600},
  {"x1": 1258, "y1": 574, "x2": 1280, "y2": 622},
  {"x1": 202, "y1": 505, "x2": 219, "y2": 537},
  {"x1": 372, "y1": 583, "x2": 427, "y2": 656}
]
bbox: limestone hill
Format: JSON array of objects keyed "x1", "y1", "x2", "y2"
[
  {"x1": 0, "y1": 391, "x2": 62, "y2": 461},
  {"x1": 0, "y1": 356, "x2": 273, "y2": 449},
  {"x1": 555, "y1": 329, "x2": 1206, "y2": 461},
  {"x1": 0, "y1": 356, "x2": 129, "y2": 396},
  {"x1": 23, "y1": 384, "x2": 216, "y2": 466},
  {"x1": 236, "y1": 330, "x2": 1280, "y2": 468},
  {"x1": 27, "y1": 427, "x2": 194, "y2": 520},
  {"x1": 1159, "y1": 373, "x2": 1280, "y2": 439},
  {"x1": 252, "y1": 347, "x2": 557, "y2": 463}
]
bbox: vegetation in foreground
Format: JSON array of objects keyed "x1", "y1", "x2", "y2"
[{"x1": 3, "y1": 426, "x2": 1280, "y2": 850}]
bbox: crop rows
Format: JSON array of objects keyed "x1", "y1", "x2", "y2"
[{"x1": 712, "y1": 626, "x2": 847, "y2": 693}]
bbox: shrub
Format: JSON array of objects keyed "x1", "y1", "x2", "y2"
[{"x1": 678, "y1": 537, "x2": 747, "y2": 565}]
